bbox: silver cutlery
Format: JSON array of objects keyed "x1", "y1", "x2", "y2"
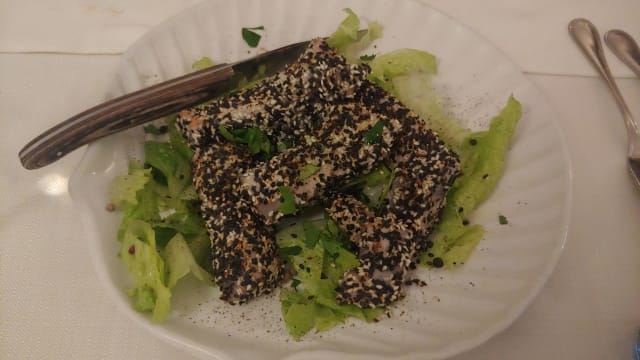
[
  {"x1": 568, "y1": 18, "x2": 640, "y2": 189},
  {"x1": 17, "y1": 38, "x2": 316, "y2": 170},
  {"x1": 605, "y1": 29, "x2": 640, "y2": 78}
]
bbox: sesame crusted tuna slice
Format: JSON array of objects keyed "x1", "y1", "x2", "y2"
[
  {"x1": 203, "y1": 203, "x2": 282, "y2": 304},
  {"x1": 192, "y1": 143, "x2": 283, "y2": 304},
  {"x1": 325, "y1": 97, "x2": 460, "y2": 309},
  {"x1": 176, "y1": 38, "x2": 370, "y2": 150},
  {"x1": 238, "y1": 102, "x2": 399, "y2": 225},
  {"x1": 328, "y1": 196, "x2": 416, "y2": 308},
  {"x1": 384, "y1": 116, "x2": 460, "y2": 252}
]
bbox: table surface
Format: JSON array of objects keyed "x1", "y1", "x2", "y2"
[{"x1": 2, "y1": 1, "x2": 640, "y2": 359}]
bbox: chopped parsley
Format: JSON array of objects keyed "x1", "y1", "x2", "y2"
[
  {"x1": 359, "y1": 54, "x2": 376, "y2": 62},
  {"x1": 277, "y1": 245, "x2": 302, "y2": 256},
  {"x1": 241, "y1": 26, "x2": 265, "y2": 48},
  {"x1": 290, "y1": 278, "x2": 301, "y2": 289},
  {"x1": 143, "y1": 124, "x2": 167, "y2": 135},
  {"x1": 218, "y1": 125, "x2": 272, "y2": 155},
  {"x1": 277, "y1": 141, "x2": 290, "y2": 152},
  {"x1": 278, "y1": 186, "x2": 297, "y2": 215},
  {"x1": 499, "y1": 214, "x2": 509, "y2": 225},
  {"x1": 299, "y1": 164, "x2": 320, "y2": 180},
  {"x1": 302, "y1": 221, "x2": 321, "y2": 248},
  {"x1": 363, "y1": 120, "x2": 384, "y2": 144}
]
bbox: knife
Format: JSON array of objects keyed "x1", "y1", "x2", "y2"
[{"x1": 18, "y1": 38, "x2": 314, "y2": 170}]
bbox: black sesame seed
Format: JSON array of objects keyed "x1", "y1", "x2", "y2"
[{"x1": 432, "y1": 258, "x2": 444, "y2": 268}]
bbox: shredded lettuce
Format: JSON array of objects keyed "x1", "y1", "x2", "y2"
[
  {"x1": 368, "y1": 49, "x2": 437, "y2": 93},
  {"x1": 111, "y1": 117, "x2": 211, "y2": 321},
  {"x1": 120, "y1": 220, "x2": 172, "y2": 322},
  {"x1": 110, "y1": 162, "x2": 151, "y2": 210},
  {"x1": 423, "y1": 96, "x2": 522, "y2": 268},
  {"x1": 326, "y1": 8, "x2": 360, "y2": 49},
  {"x1": 345, "y1": 164, "x2": 394, "y2": 208},
  {"x1": 164, "y1": 233, "x2": 211, "y2": 289},
  {"x1": 327, "y1": 8, "x2": 383, "y2": 64},
  {"x1": 277, "y1": 217, "x2": 383, "y2": 339},
  {"x1": 191, "y1": 56, "x2": 215, "y2": 71},
  {"x1": 450, "y1": 96, "x2": 522, "y2": 213},
  {"x1": 391, "y1": 74, "x2": 470, "y2": 152}
]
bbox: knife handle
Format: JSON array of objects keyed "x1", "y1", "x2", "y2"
[{"x1": 18, "y1": 63, "x2": 234, "y2": 170}]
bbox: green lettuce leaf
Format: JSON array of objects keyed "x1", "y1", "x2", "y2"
[
  {"x1": 144, "y1": 140, "x2": 192, "y2": 196},
  {"x1": 327, "y1": 8, "x2": 383, "y2": 64},
  {"x1": 346, "y1": 164, "x2": 394, "y2": 209},
  {"x1": 326, "y1": 8, "x2": 360, "y2": 49},
  {"x1": 391, "y1": 74, "x2": 470, "y2": 152},
  {"x1": 449, "y1": 95, "x2": 522, "y2": 216},
  {"x1": 164, "y1": 233, "x2": 210, "y2": 289},
  {"x1": 424, "y1": 96, "x2": 522, "y2": 268},
  {"x1": 112, "y1": 115, "x2": 212, "y2": 321},
  {"x1": 110, "y1": 162, "x2": 151, "y2": 210},
  {"x1": 368, "y1": 49, "x2": 437, "y2": 93},
  {"x1": 276, "y1": 218, "x2": 382, "y2": 339},
  {"x1": 191, "y1": 56, "x2": 215, "y2": 71},
  {"x1": 120, "y1": 220, "x2": 171, "y2": 322}
]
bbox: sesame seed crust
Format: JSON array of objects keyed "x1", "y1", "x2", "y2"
[
  {"x1": 179, "y1": 38, "x2": 461, "y2": 307},
  {"x1": 192, "y1": 143, "x2": 283, "y2": 304},
  {"x1": 176, "y1": 39, "x2": 369, "y2": 150}
]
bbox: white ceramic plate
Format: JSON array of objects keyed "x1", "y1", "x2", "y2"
[{"x1": 69, "y1": 0, "x2": 572, "y2": 359}]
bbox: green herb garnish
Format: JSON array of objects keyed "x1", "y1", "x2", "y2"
[
  {"x1": 278, "y1": 246, "x2": 302, "y2": 256},
  {"x1": 290, "y1": 278, "x2": 301, "y2": 289},
  {"x1": 278, "y1": 186, "x2": 297, "y2": 215},
  {"x1": 302, "y1": 221, "x2": 322, "y2": 248},
  {"x1": 143, "y1": 124, "x2": 167, "y2": 135},
  {"x1": 217, "y1": 125, "x2": 272, "y2": 155},
  {"x1": 359, "y1": 54, "x2": 376, "y2": 62},
  {"x1": 277, "y1": 141, "x2": 290, "y2": 152},
  {"x1": 242, "y1": 26, "x2": 265, "y2": 48},
  {"x1": 363, "y1": 120, "x2": 384, "y2": 144},
  {"x1": 499, "y1": 215, "x2": 509, "y2": 225},
  {"x1": 299, "y1": 164, "x2": 320, "y2": 181}
]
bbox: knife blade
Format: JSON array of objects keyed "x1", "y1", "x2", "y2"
[{"x1": 18, "y1": 38, "x2": 313, "y2": 170}]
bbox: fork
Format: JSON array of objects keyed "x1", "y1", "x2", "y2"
[{"x1": 568, "y1": 18, "x2": 640, "y2": 190}]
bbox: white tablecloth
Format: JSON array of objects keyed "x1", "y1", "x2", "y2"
[{"x1": 2, "y1": 1, "x2": 640, "y2": 359}]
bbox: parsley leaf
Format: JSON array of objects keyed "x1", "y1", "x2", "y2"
[
  {"x1": 299, "y1": 164, "x2": 320, "y2": 181},
  {"x1": 302, "y1": 221, "x2": 321, "y2": 248},
  {"x1": 290, "y1": 278, "x2": 301, "y2": 289},
  {"x1": 278, "y1": 186, "x2": 297, "y2": 215},
  {"x1": 217, "y1": 125, "x2": 272, "y2": 155},
  {"x1": 359, "y1": 54, "x2": 376, "y2": 62},
  {"x1": 277, "y1": 246, "x2": 302, "y2": 256},
  {"x1": 241, "y1": 26, "x2": 265, "y2": 48},
  {"x1": 143, "y1": 124, "x2": 167, "y2": 135},
  {"x1": 499, "y1": 214, "x2": 509, "y2": 225},
  {"x1": 217, "y1": 125, "x2": 238, "y2": 142},
  {"x1": 277, "y1": 141, "x2": 290, "y2": 152},
  {"x1": 363, "y1": 120, "x2": 384, "y2": 144}
]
